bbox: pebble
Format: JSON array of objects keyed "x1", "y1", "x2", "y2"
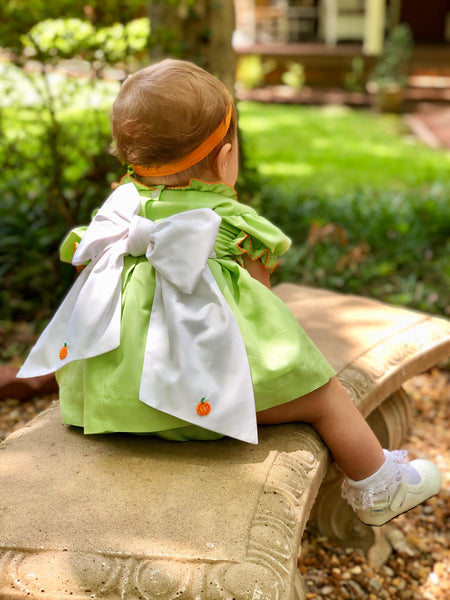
[
  {"x1": 344, "y1": 580, "x2": 365, "y2": 596},
  {"x1": 320, "y1": 585, "x2": 334, "y2": 595},
  {"x1": 368, "y1": 577, "x2": 383, "y2": 591},
  {"x1": 0, "y1": 396, "x2": 56, "y2": 442}
]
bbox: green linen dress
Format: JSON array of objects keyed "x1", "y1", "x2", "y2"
[{"x1": 56, "y1": 175, "x2": 335, "y2": 440}]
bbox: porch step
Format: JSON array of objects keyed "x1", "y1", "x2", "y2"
[{"x1": 235, "y1": 42, "x2": 450, "y2": 90}]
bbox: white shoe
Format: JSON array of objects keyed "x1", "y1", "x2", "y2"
[{"x1": 355, "y1": 459, "x2": 442, "y2": 527}]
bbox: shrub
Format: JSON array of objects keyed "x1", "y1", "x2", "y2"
[
  {"x1": 0, "y1": 17, "x2": 150, "y2": 321},
  {"x1": 260, "y1": 183, "x2": 450, "y2": 316}
]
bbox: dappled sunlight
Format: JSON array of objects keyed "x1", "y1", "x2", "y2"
[
  {"x1": 0, "y1": 403, "x2": 312, "y2": 564},
  {"x1": 320, "y1": 105, "x2": 352, "y2": 118},
  {"x1": 273, "y1": 282, "x2": 448, "y2": 380},
  {"x1": 239, "y1": 101, "x2": 450, "y2": 197},
  {"x1": 0, "y1": 60, "x2": 119, "y2": 112},
  {"x1": 260, "y1": 161, "x2": 314, "y2": 178},
  {"x1": 369, "y1": 143, "x2": 411, "y2": 158},
  {"x1": 238, "y1": 114, "x2": 278, "y2": 135},
  {"x1": 310, "y1": 137, "x2": 333, "y2": 150}
]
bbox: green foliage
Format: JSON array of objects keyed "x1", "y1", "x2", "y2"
[
  {"x1": 238, "y1": 102, "x2": 450, "y2": 316},
  {"x1": 0, "y1": 16, "x2": 151, "y2": 321},
  {"x1": 0, "y1": 67, "x2": 121, "y2": 319},
  {"x1": 281, "y1": 62, "x2": 305, "y2": 91},
  {"x1": 236, "y1": 55, "x2": 276, "y2": 91},
  {"x1": 0, "y1": 1, "x2": 146, "y2": 52},
  {"x1": 21, "y1": 19, "x2": 95, "y2": 59},
  {"x1": 368, "y1": 24, "x2": 414, "y2": 89},
  {"x1": 344, "y1": 57, "x2": 366, "y2": 93},
  {"x1": 93, "y1": 19, "x2": 150, "y2": 64},
  {"x1": 21, "y1": 17, "x2": 150, "y2": 66},
  {"x1": 258, "y1": 183, "x2": 450, "y2": 316}
]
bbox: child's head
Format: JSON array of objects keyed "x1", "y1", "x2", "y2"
[{"x1": 111, "y1": 59, "x2": 238, "y2": 186}]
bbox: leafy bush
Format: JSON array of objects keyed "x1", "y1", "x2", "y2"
[
  {"x1": 238, "y1": 102, "x2": 450, "y2": 316},
  {"x1": 260, "y1": 183, "x2": 450, "y2": 316},
  {"x1": 0, "y1": 66, "x2": 121, "y2": 320},
  {"x1": 235, "y1": 55, "x2": 276, "y2": 91},
  {"x1": 21, "y1": 17, "x2": 150, "y2": 65},
  {"x1": 0, "y1": 17, "x2": 150, "y2": 321},
  {"x1": 0, "y1": 1, "x2": 146, "y2": 52},
  {"x1": 281, "y1": 62, "x2": 305, "y2": 91},
  {"x1": 368, "y1": 24, "x2": 414, "y2": 89}
]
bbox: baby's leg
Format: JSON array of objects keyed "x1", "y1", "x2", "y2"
[
  {"x1": 257, "y1": 376, "x2": 385, "y2": 480},
  {"x1": 257, "y1": 377, "x2": 442, "y2": 526}
]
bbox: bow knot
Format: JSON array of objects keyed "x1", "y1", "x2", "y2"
[
  {"x1": 128, "y1": 215, "x2": 155, "y2": 258},
  {"x1": 18, "y1": 183, "x2": 257, "y2": 444}
]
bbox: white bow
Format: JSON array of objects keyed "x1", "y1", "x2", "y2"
[{"x1": 18, "y1": 183, "x2": 257, "y2": 444}]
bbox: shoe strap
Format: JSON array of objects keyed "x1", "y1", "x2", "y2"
[{"x1": 390, "y1": 472, "x2": 408, "y2": 511}]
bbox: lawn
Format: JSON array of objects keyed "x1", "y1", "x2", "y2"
[
  {"x1": 238, "y1": 101, "x2": 450, "y2": 196},
  {"x1": 1, "y1": 75, "x2": 449, "y2": 319},
  {"x1": 237, "y1": 102, "x2": 450, "y2": 316}
]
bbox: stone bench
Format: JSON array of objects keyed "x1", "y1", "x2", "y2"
[{"x1": 1, "y1": 283, "x2": 449, "y2": 600}]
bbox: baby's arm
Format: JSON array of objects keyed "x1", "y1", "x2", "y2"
[{"x1": 241, "y1": 254, "x2": 271, "y2": 289}]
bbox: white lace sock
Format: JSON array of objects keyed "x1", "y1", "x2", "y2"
[{"x1": 341, "y1": 449, "x2": 420, "y2": 510}]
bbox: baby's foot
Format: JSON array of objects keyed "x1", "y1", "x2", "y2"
[
  {"x1": 355, "y1": 458, "x2": 442, "y2": 527},
  {"x1": 341, "y1": 450, "x2": 442, "y2": 527}
]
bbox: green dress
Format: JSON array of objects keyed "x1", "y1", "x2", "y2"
[{"x1": 57, "y1": 175, "x2": 335, "y2": 440}]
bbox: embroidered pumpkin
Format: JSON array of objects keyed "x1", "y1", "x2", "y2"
[
  {"x1": 59, "y1": 343, "x2": 68, "y2": 360},
  {"x1": 196, "y1": 397, "x2": 211, "y2": 416}
]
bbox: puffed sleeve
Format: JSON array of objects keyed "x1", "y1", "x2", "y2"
[
  {"x1": 59, "y1": 226, "x2": 87, "y2": 264},
  {"x1": 221, "y1": 210, "x2": 291, "y2": 273}
]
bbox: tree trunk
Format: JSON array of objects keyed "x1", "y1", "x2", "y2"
[{"x1": 147, "y1": 0, "x2": 236, "y2": 94}]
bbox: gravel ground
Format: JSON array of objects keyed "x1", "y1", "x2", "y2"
[
  {"x1": 0, "y1": 367, "x2": 448, "y2": 599},
  {"x1": 300, "y1": 367, "x2": 450, "y2": 600}
]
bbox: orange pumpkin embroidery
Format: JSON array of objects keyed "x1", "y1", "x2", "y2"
[
  {"x1": 59, "y1": 343, "x2": 68, "y2": 360},
  {"x1": 196, "y1": 397, "x2": 211, "y2": 417}
]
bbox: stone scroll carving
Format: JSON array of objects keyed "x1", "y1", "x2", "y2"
[
  {"x1": 0, "y1": 411, "x2": 329, "y2": 600},
  {"x1": 338, "y1": 317, "x2": 450, "y2": 416}
]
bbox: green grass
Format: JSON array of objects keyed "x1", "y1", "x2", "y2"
[
  {"x1": 1, "y1": 77, "x2": 449, "y2": 319},
  {"x1": 237, "y1": 102, "x2": 450, "y2": 316},
  {"x1": 238, "y1": 102, "x2": 450, "y2": 196}
]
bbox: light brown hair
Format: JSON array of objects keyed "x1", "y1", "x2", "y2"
[{"x1": 111, "y1": 59, "x2": 237, "y2": 180}]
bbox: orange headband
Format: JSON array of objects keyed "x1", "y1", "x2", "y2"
[{"x1": 130, "y1": 104, "x2": 232, "y2": 177}]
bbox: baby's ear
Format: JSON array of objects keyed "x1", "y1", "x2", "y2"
[{"x1": 213, "y1": 142, "x2": 232, "y2": 179}]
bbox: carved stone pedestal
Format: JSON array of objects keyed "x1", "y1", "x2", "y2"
[
  {"x1": 0, "y1": 409, "x2": 328, "y2": 600},
  {"x1": 1, "y1": 284, "x2": 449, "y2": 599}
]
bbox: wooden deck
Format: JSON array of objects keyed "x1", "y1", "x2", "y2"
[{"x1": 234, "y1": 42, "x2": 450, "y2": 91}]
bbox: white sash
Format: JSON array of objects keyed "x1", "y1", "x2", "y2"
[{"x1": 18, "y1": 183, "x2": 258, "y2": 444}]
